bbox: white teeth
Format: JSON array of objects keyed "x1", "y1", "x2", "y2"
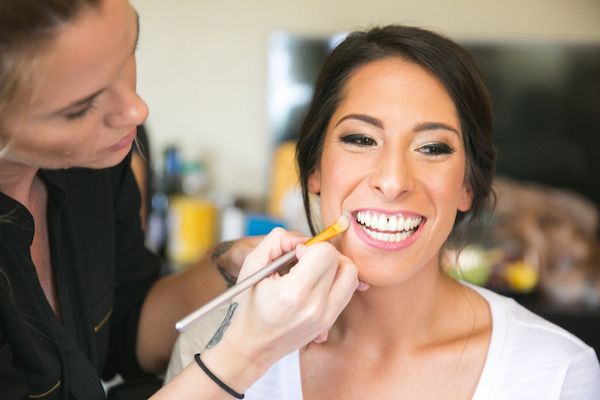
[
  {"x1": 388, "y1": 215, "x2": 398, "y2": 231},
  {"x1": 363, "y1": 227, "x2": 413, "y2": 242},
  {"x1": 397, "y1": 215, "x2": 405, "y2": 230},
  {"x1": 364, "y1": 211, "x2": 372, "y2": 228},
  {"x1": 377, "y1": 214, "x2": 387, "y2": 230},
  {"x1": 355, "y1": 211, "x2": 423, "y2": 241}
]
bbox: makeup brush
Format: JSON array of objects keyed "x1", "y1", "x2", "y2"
[{"x1": 175, "y1": 212, "x2": 351, "y2": 332}]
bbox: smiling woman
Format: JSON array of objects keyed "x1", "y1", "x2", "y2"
[
  {"x1": 294, "y1": 25, "x2": 600, "y2": 400},
  {"x1": 166, "y1": 25, "x2": 600, "y2": 400},
  {"x1": 310, "y1": 59, "x2": 474, "y2": 278}
]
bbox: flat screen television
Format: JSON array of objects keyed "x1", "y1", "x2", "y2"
[{"x1": 463, "y1": 44, "x2": 600, "y2": 212}]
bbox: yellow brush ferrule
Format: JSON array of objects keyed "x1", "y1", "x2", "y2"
[{"x1": 304, "y1": 212, "x2": 351, "y2": 245}]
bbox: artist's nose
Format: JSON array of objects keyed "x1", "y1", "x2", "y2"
[
  {"x1": 369, "y1": 147, "x2": 414, "y2": 200},
  {"x1": 105, "y1": 84, "x2": 149, "y2": 129}
]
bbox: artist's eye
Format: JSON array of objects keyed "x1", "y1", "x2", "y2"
[
  {"x1": 340, "y1": 134, "x2": 376, "y2": 147},
  {"x1": 65, "y1": 102, "x2": 97, "y2": 121},
  {"x1": 417, "y1": 142, "x2": 455, "y2": 156}
]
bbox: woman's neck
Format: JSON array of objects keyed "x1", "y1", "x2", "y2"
[
  {"x1": 330, "y1": 260, "x2": 468, "y2": 356},
  {"x1": 0, "y1": 158, "x2": 40, "y2": 208}
]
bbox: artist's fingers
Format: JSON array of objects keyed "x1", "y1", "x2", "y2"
[
  {"x1": 238, "y1": 228, "x2": 306, "y2": 280},
  {"x1": 321, "y1": 255, "x2": 359, "y2": 325},
  {"x1": 313, "y1": 254, "x2": 367, "y2": 344},
  {"x1": 283, "y1": 242, "x2": 340, "y2": 297},
  {"x1": 302, "y1": 252, "x2": 354, "y2": 311},
  {"x1": 312, "y1": 328, "x2": 330, "y2": 344},
  {"x1": 336, "y1": 254, "x2": 370, "y2": 292},
  {"x1": 288, "y1": 252, "x2": 357, "y2": 343},
  {"x1": 239, "y1": 242, "x2": 340, "y2": 334}
]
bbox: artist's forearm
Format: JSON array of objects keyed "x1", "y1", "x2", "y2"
[
  {"x1": 136, "y1": 253, "x2": 228, "y2": 373},
  {"x1": 151, "y1": 333, "x2": 266, "y2": 399}
]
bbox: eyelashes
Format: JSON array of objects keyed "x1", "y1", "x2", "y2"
[
  {"x1": 417, "y1": 142, "x2": 455, "y2": 155},
  {"x1": 64, "y1": 101, "x2": 98, "y2": 121},
  {"x1": 339, "y1": 133, "x2": 376, "y2": 147},
  {"x1": 339, "y1": 133, "x2": 456, "y2": 156}
]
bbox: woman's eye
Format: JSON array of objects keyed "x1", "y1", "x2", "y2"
[
  {"x1": 418, "y1": 142, "x2": 454, "y2": 155},
  {"x1": 64, "y1": 102, "x2": 97, "y2": 121},
  {"x1": 65, "y1": 108, "x2": 89, "y2": 120},
  {"x1": 339, "y1": 134, "x2": 376, "y2": 147}
]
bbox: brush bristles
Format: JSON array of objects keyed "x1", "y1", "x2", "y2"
[
  {"x1": 334, "y1": 212, "x2": 351, "y2": 232},
  {"x1": 305, "y1": 212, "x2": 351, "y2": 245}
]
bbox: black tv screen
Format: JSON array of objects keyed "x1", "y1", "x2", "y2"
[{"x1": 463, "y1": 44, "x2": 600, "y2": 210}]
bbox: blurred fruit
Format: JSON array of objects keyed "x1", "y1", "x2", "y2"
[
  {"x1": 443, "y1": 246, "x2": 491, "y2": 286},
  {"x1": 505, "y1": 260, "x2": 539, "y2": 293}
]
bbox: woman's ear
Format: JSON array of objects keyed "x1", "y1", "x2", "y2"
[
  {"x1": 458, "y1": 184, "x2": 474, "y2": 212},
  {"x1": 308, "y1": 169, "x2": 321, "y2": 195}
]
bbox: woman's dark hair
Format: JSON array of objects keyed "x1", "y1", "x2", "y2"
[
  {"x1": 0, "y1": 0, "x2": 101, "y2": 119},
  {"x1": 296, "y1": 25, "x2": 496, "y2": 243}
]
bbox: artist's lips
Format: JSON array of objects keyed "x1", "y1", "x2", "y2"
[
  {"x1": 351, "y1": 209, "x2": 425, "y2": 250},
  {"x1": 110, "y1": 128, "x2": 136, "y2": 151}
]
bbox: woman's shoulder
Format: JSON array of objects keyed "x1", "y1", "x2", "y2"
[
  {"x1": 473, "y1": 285, "x2": 592, "y2": 355},
  {"x1": 471, "y1": 284, "x2": 600, "y2": 399}
]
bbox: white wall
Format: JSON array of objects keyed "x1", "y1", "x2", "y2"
[{"x1": 130, "y1": 0, "x2": 600, "y2": 200}]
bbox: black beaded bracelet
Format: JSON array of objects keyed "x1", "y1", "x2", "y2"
[{"x1": 194, "y1": 353, "x2": 245, "y2": 399}]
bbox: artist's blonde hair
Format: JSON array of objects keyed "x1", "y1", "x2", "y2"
[
  {"x1": 1, "y1": 1, "x2": 105, "y2": 316},
  {"x1": 0, "y1": 0, "x2": 101, "y2": 130}
]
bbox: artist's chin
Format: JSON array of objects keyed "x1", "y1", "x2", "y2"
[{"x1": 59, "y1": 148, "x2": 132, "y2": 170}]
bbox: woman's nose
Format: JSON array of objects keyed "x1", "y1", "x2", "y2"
[
  {"x1": 105, "y1": 85, "x2": 149, "y2": 128},
  {"x1": 369, "y1": 148, "x2": 414, "y2": 200}
]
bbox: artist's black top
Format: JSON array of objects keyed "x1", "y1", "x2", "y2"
[{"x1": 0, "y1": 154, "x2": 161, "y2": 399}]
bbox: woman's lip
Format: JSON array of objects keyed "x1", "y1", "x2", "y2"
[
  {"x1": 350, "y1": 211, "x2": 426, "y2": 250},
  {"x1": 110, "y1": 128, "x2": 137, "y2": 151}
]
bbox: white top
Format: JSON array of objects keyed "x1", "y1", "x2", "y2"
[{"x1": 166, "y1": 285, "x2": 600, "y2": 399}]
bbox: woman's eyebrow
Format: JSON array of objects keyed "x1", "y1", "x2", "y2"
[
  {"x1": 334, "y1": 115, "x2": 460, "y2": 136},
  {"x1": 335, "y1": 113, "x2": 384, "y2": 129},
  {"x1": 413, "y1": 121, "x2": 460, "y2": 136}
]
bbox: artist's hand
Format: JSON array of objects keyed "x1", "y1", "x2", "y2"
[
  {"x1": 207, "y1": 227, "x2": 359, "y2": 372},
  {"x1": 311, "y1": 254, "x2": 369, "y2": 344},
  {"x1": 212, "y1": 231, "x2": 308, "y2": 286}
]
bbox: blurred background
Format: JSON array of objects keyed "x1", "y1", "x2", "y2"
[
  {"x1": 126, "y1": 0, "x2": 600, "y2": 356},
  {"x1": 130, "y1": 0, "x2": 600, "y2": 199}
]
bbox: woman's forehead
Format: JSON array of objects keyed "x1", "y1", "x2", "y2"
[
  {"x1": 332, "y1": 58, "x2": 460, "y2": 130},
  {"x1": 20, "y1": 0, "x2": 137, "y2": 115}
]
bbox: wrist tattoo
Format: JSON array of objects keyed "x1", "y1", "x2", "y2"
[
  {"x1": 212, "y1": 240, "x2": 237, "y2": 288},
  {"x1": 206, "y1": 302, "x2": 238, "y2": 349}
]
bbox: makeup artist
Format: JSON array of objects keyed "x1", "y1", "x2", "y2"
[{"x1": 0, "y1": 0, "x2": 360, "y2": 398}]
